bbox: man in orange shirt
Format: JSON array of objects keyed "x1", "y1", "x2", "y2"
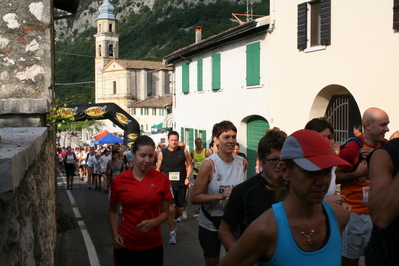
[{"x1": 336, "y1": 107, "x2": 390, "y2": 266}]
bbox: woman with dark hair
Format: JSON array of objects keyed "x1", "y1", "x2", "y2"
[
  {"x1": 219, "y1": 130, "x2": 350, "y2": 266},
  {"x1": 108, "y1": 136, "x2": 173, "y2": 266},
  {"x1": 304, "y1": 117, "x2": 351, "y2": 209},
  {"x1": 191, "y1": 120, "x2": 247, "y2": 266}
]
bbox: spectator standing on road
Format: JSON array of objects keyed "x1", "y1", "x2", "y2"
[
  {"x1": 219, "y1": 129, "x2": 351, "y2": 266},
  {"x1": 336, "y1": 107, "x2": 390, "y2": 266},
  {"x1": 366, "y1": 137, "x2": 399, "y2": 265},
  {"x1": 191, "y1": 120, "x2": 247, "y2": 266},
  {"x1": 64, "y1": 146, "x2": 77, "y2": 190},
  {"x1": 99, "y1": 148, "x2": 112, "y2": 193},
  {"x1": 218, "y1": 128, "x2": 286, "y2": 251},
  {"x1": 109, "y1": 135, "x2": 173, "y2": 266},
  {"x1": 156, "y1": 131, "x2": 193, "y2": 245}
]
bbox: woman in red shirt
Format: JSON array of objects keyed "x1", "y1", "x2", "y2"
[{"x1": 108, "y1": 136, "x2": 173, "y2": 266}]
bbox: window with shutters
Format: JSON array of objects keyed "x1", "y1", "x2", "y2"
[
  {"x1": 212, "y1": 53, "x2": 221, "y2": 91},
  {"x1": 297, "y1": 0, "x2": 330, "y2": 52},
  {"x1": 182, "y1": 62, "x2": 189, "y2": 93},
  {"x1": 394, "y1": 0, "x2": 399, "y2": 31},
  {"x1": 197, "y1": 58, "x2": 203, "y2": 92},
  {"x1": 246, "y1": 42, "x2": 261, "y2": 86}
]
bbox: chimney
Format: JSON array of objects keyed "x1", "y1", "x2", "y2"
[{"x1": 195, "y1": 26, "x2": 203, "y2": 43}]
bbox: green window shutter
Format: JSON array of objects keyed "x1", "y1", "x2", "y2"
[
  {"x1": 182, "y1": 62, "x2": 189, "y2": 93},
  {"x1": 212, "y1": 53, "x2": 221, "y2": 90},
  {"x1": 140, "y1": 108, "x2": 143, "y2": 115},
  {"x1": 188, "y1": 128, "x2": 194, "y2": 151},
  {"x1": 246, "y1": 42, "x2": 260, "y2": 86},
  {"x1": 197, "y1": 58, "x2": 203, "y2": 91},
  {"x1": 180, "y1": 127, "x2": 185, "y2": 142},
  {"x1": 195, "y1": 129, "x2": 198, "y2": 139},
  {"x1": 202, "y1": 130, "x2": 207, "y2": 149}
]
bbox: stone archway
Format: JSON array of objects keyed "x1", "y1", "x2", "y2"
[{"x1": 309, "y1": 85, "x2": 361, "y2": 144}]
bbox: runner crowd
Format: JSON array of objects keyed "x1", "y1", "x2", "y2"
[{"x1": 56, "y1": 107, "x2": 398, "y2": 266}]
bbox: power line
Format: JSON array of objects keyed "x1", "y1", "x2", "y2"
[
  {"x1": 56, "y1": 51, "x2": 94, "y2": 58},
  {"x1": 55, "y1": 67, "x2": 167, "y2": 86}
]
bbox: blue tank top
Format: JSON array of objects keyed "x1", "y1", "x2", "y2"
[{"x1": 257, "y1": 201, "x2": 342, "y2": 266}]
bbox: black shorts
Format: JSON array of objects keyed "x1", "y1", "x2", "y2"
[
  {"x1": 114, "y1": 245, "x2": 163, "y2": 266},
  {"x1": 198, "y1": 226, "x2": 222, "y2": 258},
  {"x1": 170, "y1": 185, "x2": 187, "y2": 208}
]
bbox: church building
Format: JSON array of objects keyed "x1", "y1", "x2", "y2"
[{"x1": 94, "y1": 0, "x2": 173, "y2": 132}]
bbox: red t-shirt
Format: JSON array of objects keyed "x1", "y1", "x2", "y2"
[
  {"x1": 109, "y1": 168, "x2": 173, "y2": 250},
  {"x1": 338, "y1": 134, "x2": 382, "y2": 214}
]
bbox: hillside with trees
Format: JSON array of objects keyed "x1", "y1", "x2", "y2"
[{"x1": 54, "y1": 0, "x2": 269, "y2": 105}]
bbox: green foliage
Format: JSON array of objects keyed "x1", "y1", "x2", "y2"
[
  {"x1": 55, "y1": 0, "x2": 270, "y2": 104},
  {"x1": 55, "y1": 27, "x2": 96, "y2": 105}
]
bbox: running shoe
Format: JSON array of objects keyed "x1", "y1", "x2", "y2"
[
  {"x1": 168, "y1": 232, "x2": 177, "y2": 245},
  {"x1": 182, "y1": 210, "x2": 187, "y2": 220}
]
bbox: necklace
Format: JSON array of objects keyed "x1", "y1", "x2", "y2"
[
  {"x1": 301, "y1": 229, "x2": 315, "y2": 244},
  {"x1": 261, "y1": 176, "x2": 273, "y2": 190}
]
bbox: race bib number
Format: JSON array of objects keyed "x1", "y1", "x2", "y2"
[
  {"x1": 66, "y1": 159, "x2": 75, "y2": 164},
  {"x1": 169, "y1": 172, "x2": 180, "y2": 181},
  {"x1": 362, "y1": 186, "x2": 370, "y2": 203},
  {"x1": 112, "y1": 171, "x2": 120, "y2": 178}
]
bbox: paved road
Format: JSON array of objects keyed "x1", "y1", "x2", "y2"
[
  {"x1": 55, "y1": 172, "x2": 364, "y2": 266},
  {"x1": 55, "y1": 172, "x2": 220, "y2": 266}
]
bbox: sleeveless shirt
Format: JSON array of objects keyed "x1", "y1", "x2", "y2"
[
  {"x1": 108, "y1": 159, "x2": 123, "y2": 179},
  {"x1": 65, "y1": 153, "x2": 76, "y2": 165},
  {"x1": 258, "y1": 201, "x2": 342, "y2": 266},
  {"x1": 366, "y1": 138, "x2": 399, "y2": 265},
  {"x1": 161, "y1": 146, "x2": 187, "y2": 186},
  {"x1": 193, "y1": 148, "x2": 207, "y2": 176},
  {"x1": 198, "y1": 154, "x2": 246, "y2": 232}
]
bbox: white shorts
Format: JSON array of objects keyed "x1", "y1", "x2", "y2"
[{"x1": 342, "y1": 212, "x2": 372, "y2": 259}]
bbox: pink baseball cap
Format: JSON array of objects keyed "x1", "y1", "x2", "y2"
[{"x1": 280, "y1": 129, "x2": 350, "y2": 171}]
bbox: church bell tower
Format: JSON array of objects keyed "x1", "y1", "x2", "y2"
[{"x1": 94, "y1": 0, "x2": 119, "y2": 103}]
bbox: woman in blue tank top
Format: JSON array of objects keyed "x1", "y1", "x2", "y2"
[{"x1": 219, "y1": 129, "x2": 351, "y2": 266}]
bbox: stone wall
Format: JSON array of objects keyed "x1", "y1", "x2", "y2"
[
  {"x1": 0, "y1": 0, "x2": 57, "y2": 265},
  {"x1": 0, "y1": 127, "x2": 57, "y2": 266},
  {"x1": 0, "y1": 0, "x2": 54, "y2": 104}
]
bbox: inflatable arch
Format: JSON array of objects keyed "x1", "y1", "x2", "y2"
[{"x1": 59, "y1": 103, "x2": 140, "y2": 147}]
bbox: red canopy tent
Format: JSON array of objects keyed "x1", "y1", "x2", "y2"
[{"x1": 93, "y1": 130, "x2": 109, "y2": 140}]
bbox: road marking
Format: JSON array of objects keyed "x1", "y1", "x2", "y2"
[
  {"x1": 78, "y1": 221, "x2": 100, "y2": 266},
  {"x1": 66, "y1": 189, "x2": 100, "y2": 266}
]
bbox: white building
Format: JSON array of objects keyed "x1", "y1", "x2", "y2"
[{"x1": 164, "y1": 0, "x2": 399, "y2": 177}]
